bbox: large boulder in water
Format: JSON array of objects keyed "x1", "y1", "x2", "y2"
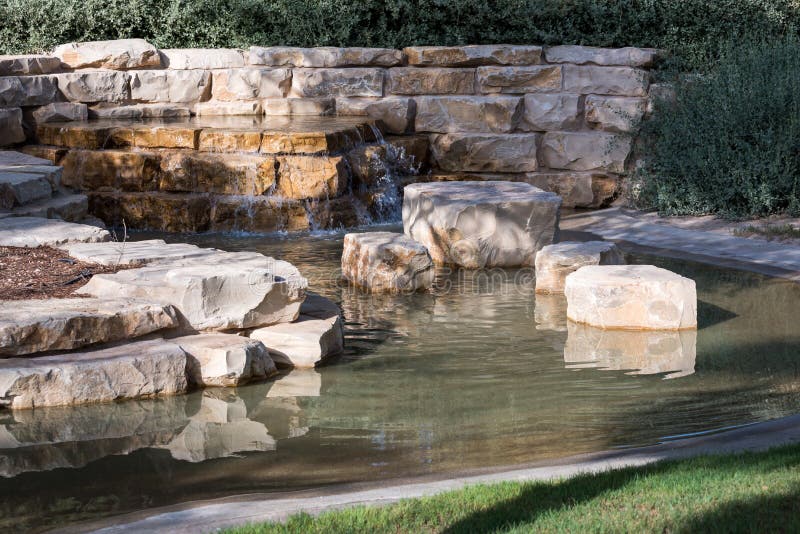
[
  {"x1": 341, "y1": 232, "x2": 435, "y2": 292},
  {"x1": 535, "y1": 241, "x2": 625, "y2": 294}
]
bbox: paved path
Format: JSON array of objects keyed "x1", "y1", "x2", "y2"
[
  {"x1": 65, "y1": 414, "x2": 800, "y2": 533},
  {"x1": 561, "y1": 208, "x2": 800, "y2": 281}
]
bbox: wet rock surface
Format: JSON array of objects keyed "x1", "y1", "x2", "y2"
[{"x1": 341, "y1": 232, "x2": 435, "y2": 293}]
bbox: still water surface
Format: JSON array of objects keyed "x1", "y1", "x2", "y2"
[{"x1": 2, "y1": 228, "x2": 800, "y2": 531}]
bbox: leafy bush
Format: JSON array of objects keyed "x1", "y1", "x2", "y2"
[
  {"x1": 633, "y1": 37, "x2": 800, "y2": 219},
  {"x1": 1, "y1": 0, "x2": 799, "y2": 72}
]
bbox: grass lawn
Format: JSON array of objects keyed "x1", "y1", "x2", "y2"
[{"x1": 225, "y1": 444, "x2": 800, "y2": 533}]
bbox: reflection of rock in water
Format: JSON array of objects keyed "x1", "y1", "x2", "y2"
[
  {"x1": 266, "y1": 369, "x2": 322, "y2": 398},
  {"x1": 534, "y1": 293, "x2": 568, "y2": 332},
  {"x1": 160, "y1": 390, "x2": 275, "y2": 463},
  {"x1": 564, "y1": 322, "x2": 697, "y2": 379}
]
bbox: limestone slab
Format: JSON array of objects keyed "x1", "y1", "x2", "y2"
[
  {"x1": 2, "y1": 193, "x2": 88, "y2": 222},
  {"x1": 563, "y1": 65, "x2": 649, "y2": 96},
  {"x1": 211, "y1": 68, "x2": 292, "y2": 100},
  {"x1": 341, "y1": 232, "x2": 434, "y2": 293},
  {"x1": 430, "y1": 133, "x2": 539, "y2": 172},
  {"x1": 178, "y1": 334, "x2": 277, "y2": 387},
  {"x1": 0, "y1": 151, "x2": 52, "y2": 167},
  {"x1": 564, "y1": 265, "x2": 697, "y2": 330},
  {"x1": 58, "y1": 239, "x2": 218, "y2": 266},
  {"x1": 477, "y1": 66, "x2": 561, "y2": 94},
  {"x1": 130, "y1": 70, "x2": 211, "y2": 103},
  {"x1": 0, "y1": 298, "x2": 180, "y2": 356},
  {"x1": 250, "y1": 47, "x2": 402, "y2": 67},
  {"x1": 387, "y1": 67, "x2": 475, "y2": 95},
  {"x1": 540, "y1": 132, "x2": 631, "y2": 173},
  {"x1": 0, "y1": 171, "x2": 52, "y2": 208},
  {"x1": 53, "y1": 39, "x2": 161, "y2": 70},
  {"x1": 262, "y1": 98, "x2": 334, "y2": 116},
  {"x1": 0, "y1": 75, "x2": 59, "y2": 106},
  {"x1": 0, "y1": 339, "x2": 188, "y2": 409},
  {"x1": 521, "y1": 93, "x2": 581, "y2": 131},
  {"x1": 56, "y1": 71, "x2": 130, "y2": 103},
  {"x1": 585, "y1": 95, "x2": 646, "y2": 133},
  {"x1": 545, "y1": 46, "x2": 659, "y2": 68},
  {"x1": 0, "y1": 216, "x2": 109, "y2": 247},
  {"x1": 523, "y1": 171, "x2": 618, "y2": 209},
  {"x1": 335, "y1": 97, "x2": 412, "y2": 134},
  {"x1": 0, "y1": 55, "x2": 63, "y2": 76},
  {"x1": 0, "y1": 108, "x2": 25, "y2": 147},
  {"x1": 414, "y1": 96, "x2": 522, "y2": 133},
  {"x1": 31, "y1": 103, "x2": 88, "y2": 123},
  {"x1": 193, "y1": 101, "x2": 263, "y2": 116},
  {"x1": 291, "y1": 68, "x2": 384, "y2": 98},
  {"x1": 535, "y1": 241, "x2": 625, "y2": 294},
  {"x1": 89, "y1": 103, "x2": 191, "y2": 120},
  {"x1": 403, "y1": 181, "x2": 561, "y2": 268},
  {"x1": 160, "y1": 48, "x2": 246, "y2": 69},
  {"x1": 404, "y1": 45, "x2": 543, "y2": 67}
]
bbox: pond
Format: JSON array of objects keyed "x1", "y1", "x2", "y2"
[{"x1": 2, "y1": 227, "x2": 800, "y2": 531}]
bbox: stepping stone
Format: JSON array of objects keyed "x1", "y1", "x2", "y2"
[
  {"x1": 4, "y1": 193, "x2": 88, "y2": 222},
  {"x1": 535, "y1": 241, "x2": 625, "y2": 294},
  {"x1": 250, "y1": 293, "x2": 344, "y2": 368},
  {"x1": 79, "y1": 259, "x2": 307, "y2": 331},
  {"x1": 0, "y1": 339, "x2": 188, "y2": 409},
  {"x1": 341, "y1": 232, "x2": 435, "y2": 293},
  {"x1": 0, "y1": 216, "x2": 109, "y2": 247},
  {"x1": 0, "y1": 171, "x2": 53, "y2": 208},
  {"x1": 564, "y1": 321, "x2": 696, "y2": 379},
  {"x1": 565, "y1": 265, "x2": 697, "y2": 330},
  {"x1": 403, "y1": 181, "x2": 561, "y2": 268},
  {"x1": 58, "y1": 239, "x2": 219, "y2": 266},
  {"x1": 177, "y1": 334, "x2": 277, "y2": 387},
  {"x1": 0, "y1": 297, "x2": 180, "y2": 356},
  {"x1": 0, "y1": 151, "x2": 52, "y2": 167}
]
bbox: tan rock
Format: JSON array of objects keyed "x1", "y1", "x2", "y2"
[
  {"x1": 193, "y1": 101, "x2": 263, "y2": 116},
  {"x1": 0, "y1": 339, "x2": 188, "y2": 409},
  {"x1": 53, "y1": 39, "x2": 161, "y2": 70},
  {"x1": 565, "y1": 265, "x2": 697, "y2": 330},
  {"x1": 130, "y1": 70, "x2": 211, "y2": 103},
  {"x1": 0, "y1": 55, "x2": 62, "y2": 76},
  {"x1": 58, "y1": 239, "x2": 217, "y2": 266},
  {"x1": 335, "y1": 97, "x2": 412, "y2": 134},
  {"x1": 403, "y1": 181, "x2": 561, "y2": 268},
  {"x1": 341, "y1": 232, "x2": 434, "y2": 293},
  {"x1": 563, "y1": 65, "x2": 649, "y2": 96},
  {"x1": 387, "y1": 67, "x2": 475, "y2": 95},
  {"x1": 476, "y1": 66, "x2": 562, "y2": 94},
  {"x1": 535, "y1": 241, "x2": 625, "y2": 294},
  {"x1": 291, "y1": 68, "x2": 384, "y2": 98},
  {"x1": 130, "y1": 125, "x2": 201, "y2": 149},
  {"x1": 88, "y1": 190, "x2": 212, "y2": 232},
  {"x1": 430, "y1": 133, "x2": 539, "y2": 172},
  {"x1": 160, "y1": 48, "x2": 246, "y2": 69},
  {"x1": 585, "y1": 95, "x2": 646, "y2": 133},
  {"x1": 0, "y1": 298, "x2": 179, "y2": 356},
  {"x1": 61, "y1": 149, "x2": 160, "y2": 191},
  {"x1": 276, "y1": 155, "x2": 347, "y2": 199},
  {"x1": 160, "y1": 152, "x2": 276, "y2": 195},
  {"x1": 89, "y1": 103, "x2": 191, "y2": 119},
  {"x1": 208, "y1": 195, "x2": 309, "y2": 233},
  {"x1": 521, "y1": 93, "x2": 580, "y2": 131},
  {"x1": 198, "y1": 128, "x2": 261, "y2": 153},
  {"x1": 0, "y1": 108, "x2": 25, "y2": 146},
  {"x1": 249, "y1": 46, "x2": 402, "y2": 67},
  {"x1": 178, "y1": 334, "x2": 277, "y2": 387},
  {"x1": 0, "y1": 75, "x2": 59, "y2": 106},
  {"x1": 31, "y1": 103, "x2": 88, "y2": 123},
  {"x1": 56, "y1": 71, "x2": 130, "y2": 103},
  {"x1": 18, "y1": 145, "x2": 67, "y2": 164},
  {"x1": 262, "y1": 97, "x2": 334, "y2": 116},
  {"x1": 0, "y1": 216, "x2": 109, "y2": 248},
  {"x1": 539, "y1": 132, "x2": 631, "y2": 173},
  {"x1": 404, "y1": 45, "x2": 543, "y2": 67},
  {"x1": 260, "y1": 128, "x2": 358, "y2": 154},
  {"x1": 545, "y1": 46, "x2": 659, "y2": 68},
  {"x1": 523, "y1": 171, "x2": 619, "y2": 208},
  {"x1": 414, "y1": 95, "x2": 521, "y2": 133},
  {"x1": 211, "y1": 68, "x2": 292, "y2": 100}
]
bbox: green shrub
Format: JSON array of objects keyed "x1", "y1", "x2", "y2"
[
  {"x1": 633, "y1": 36, "x2": 800, "y2": 219},
  {"x1": 1, "y1": 0, "x2": 799, "y2": 72}
]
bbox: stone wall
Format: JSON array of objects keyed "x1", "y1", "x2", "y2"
[{"x1": 0, "y1": 39, "x2": 661, "y2": 209}]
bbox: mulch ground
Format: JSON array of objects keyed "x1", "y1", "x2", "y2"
[{"x1": 0, "y1": 246, "x2": 126, "y2": 300}]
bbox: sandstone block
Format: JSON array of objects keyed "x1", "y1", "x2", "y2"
[
  {"x1": 291, "y1": 68, "x2": 384, "y2": 98},
  {"x1": 585, "y1": 95, "x2": 646, "y2": 133},
  {"x1": 521, "y1": 93, "x2": 580, "y2": 131},
  {"x1": 403, "y1": 181, "x2": 561, "y2": 268},
  {"x1": 404, "y1": 45, "x2": 543, "y2": 67},
  {"x1": 341, "y1": 231, "x2": 434, "y2": 293},
  {"x1": 161, "y1": 152, "x2": 276, "y2": 195},
  {"x1": 0, "y1": 298, "x2": 179, "y2": 356},
  {"x1": 61, "y1": 149, "x2": 162, "y2": 191},
  {"x1": 387, "y1": 67, "x2": 475, "y2": 95},
  {"x1": 160, "y1": 48, "x2": 246, "y2": 69},
  {"x1": 276, "y1": 155, "x2": 347, "y2": 199},
  {"x1": 193, "y1": 101, "x2": 262, "y2": 116},
  {"x1": 430, "y1": 133, "x2": 539, "y2": 172},
  {"x1": 53, "y1": 39, "x2": 161, "y2": 70},
  {"x1": 130, "y1": 70, "x2": 211, "y2": 103},
  {"x1": 563, "y1": 65, "x2": 649, "y2": 96},
  {"x1": 198, "y1": 128, "x2": 261, "y2": 153},
  {"x1": 31, "y1": 102, "x2": 88, "y2": 123},
  {"x1": 540, "y1": 132, "x2": 631, "y2": 173},
  {"x1": 89, "y1": 103, "x2": 191, "y2": 119},
  {"x1": 250, "y1": 47, "x2": 402, "y2": 67},
  {"x1": 56, "y1": 71, "x2": 130, "y2": 103},
  {"x1": 0, "y1": 216, "x2": 109, "y2": 247},
  {"x1": 0, "y1": 339, "x2": 188, "y2": 409},
  {"x1": 415, "y1": 95, "x2": 522, "y2": 133},
  {"x1": 0, "y1": 108, "x2": 25, "y2": 146},
  {"x1": 0, "y1": 76, "x2": 59, "y2": 106},
  {"x1": 0, "y1": 55, "x2": 63, "y2": 76},
  {"x1": 545, "y1": 46, "x2": 659, "y2": 68},
  {"x1": 178, "y1": 334, "x2": 277, "y2": 387},
  {"x1": 211, "y1": 68, "x2": 292, "y2": 100},
  {"x1": 523, "y1": 171, "x2": 619, "y2": 208},
  {"x1": 335, "y1": 97, "x2": 412, "y2": 134},
  {"x1": 565, "y1": 265, "x2": 697, "y2": 330},
  {"x1": 535, "y1": 241, "x2": 625, "y2": 294},
  {"x1": 128, "y1": 125, "x2": 200, "y2": 149},
  {"x1": 209, "y1": 196, "x2": 309, "y2": 233},
  {"x1": 262, "y1": 97, "x2": 334, "y2": 116},
  {"x1": 477, "y1": 66, "x2": 561, "y2": 94}
]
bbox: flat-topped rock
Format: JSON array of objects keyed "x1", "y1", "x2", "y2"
[
  {"x1": 0, "y1": 171, "x2": 53, "y2": 208},
  {"x1": 0, "y1": 298, "x2": 179, "y2": 356},
  {"x1": 79, "y1": 257, "x2": 307, "y2": 331},
  {"x1": 250, "y1": 293, "x2": 344, "y2": 368},
  {"x1": 0, "y1": 339, "x2": 188, "y2": 409},
  {"x1": 404, "y1": 45, "x2": 543, "y2": 66},
  {"x1": 430, "y1": 133, "x2": 540, "y2": 172},
  {"x1": 57, "y1": 239, "x2": 218, "y2": 266},
  {"x1": 403, "y1": 181, "x2": 561, "y2": 268},
  {"x1": 250, "y1": 46, "x2": 402, "y2": 67},
  {"x1": 545, "y1": 46, "x2": 659, "y2": 67},
  {"x1": 565, "y1": 265, "x2": 697, "y2": 330},
  {"x1": 53, "y1": 38, "x2": 161, "y2": 70},
  {"x1": 160, "y1": 48, "x2": 246, "y2": 69},
  {"x1": 414, "y1": 96, "x2": 522, "y2": 133},
  {"x1": 177, "y1": 334, "x2": 277, "y2": 387},
  {"x1": 0, "y1": 151, "x2": 52, "y2": 167},
  {"x1": 535, "y1": 241, "x2": 625, "y2": 294},
  {"x1": 0, "y1": 55, "x2": 63, "y2": 76},
  {"x1": 31, "y1": 102, "x2": 88, "y2": 124},
  {"x1": 2, "y1": 192, "x2": 88, "y2": 222},
  {"x1": 341, "y1": 232, "x2": 434, "y2": 292},
  {"x1": 0, "y1": 217, "x2": 109, "y2": 247}
]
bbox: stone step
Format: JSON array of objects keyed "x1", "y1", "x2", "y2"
[
  {"x1": 177, "y1": 334, "x2": 277, "y2": 387},
  {"x1": 0, "y1": 216, "x2": 109, "y2": 247},
  {"x1": 0, "y1": 170, "x2": 54, "y2": 209},
  {"x1": 57, "y1": 239, "x2": 220, "y2": 266},
  {"x1": 0, "y1": 339, "x2": 188, "y2": 410},
  {"x1": 1, "y1": 192, "x2": 88, "y2": 222},
  {"x1": 0, "y1": 298, "x2": 180, "y2": 357}
]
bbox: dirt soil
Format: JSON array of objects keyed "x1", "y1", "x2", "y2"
[{"x1": 0, "y1": 246, "x2": 126, "y2": 300}]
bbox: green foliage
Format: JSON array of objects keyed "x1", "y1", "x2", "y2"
[
  {"x1": 2, "y1": 0, "x2": 800, "y2": 72},
  {"x1": 634, "y1": 36, "x2": 800, "y2": 219}
]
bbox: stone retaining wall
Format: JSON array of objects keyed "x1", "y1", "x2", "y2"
[{"x1": 0, "y1": 39, "x2": 661, "y2": 209}]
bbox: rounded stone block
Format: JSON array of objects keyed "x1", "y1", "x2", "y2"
[
  {"x1": 565, "y1": 265, "x2": 697, "y2": 330},
  {"x1": 535, "y1": 241, "x2": 625, "y2": 294},
  {"x1": 342, "y1": 232, "x2": 435, "y2": 293}
]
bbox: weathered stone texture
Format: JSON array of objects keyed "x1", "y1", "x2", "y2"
[
  {"x1": 53, "y1": 39, "x2": 161, "y2": 70},
  {"x1": 477, "y1": 66, "x2": 562, "y2": 94},
  {"x1": 0, "y1": 76, "x2": 59, "y2": 106},
  {"x1": 130, "y1": 70, "x2": 211, "y2": 103},
  {"x1": 198, "y1": 129, "x2": 261, "y2": 153},
  {"x1": 387, "y1": 68, "x2": 475, "y2": 95},
  {"x1": 160, "y1": 48, "x2": 246, "y2": 69},
  {"x1": 161, "y1": 152, "x2": 277, "y2": 195},
  {"x1": 262, "y1": 98, "x2": 334, "y2": 116},
  {"x1": 563, "y1": 65, "x2": 649, "y2": 96},
  {"x1": 178, "y1": 334, "x2": 277, "y2": 387},
  {"x1": 0, "y1": 55, "x2": 63, "y2": 76},
  {"x1": 545, "y1": 46, "x2": 659, "y2": 68},
  {"x1": 193, "y1": 101, "x2": 263, "y2": 116},
  {"x1": 521, "y1": 93, "x2": 581, "y2": 131},
  {"x1": 523, "y1": 171, "x2": 619, "y2": 209},
  {"x1": 276, "y1": 155, "x2": 347, "y2": 199},
  {"x1": 341, "y1": 232, "x2": 435, "y2": 293},
  {"x1": 291, "y1": 68, "x2": 384, "y2": 98},
  {"x1": 32, "y1": 103, "x2": 88, "y2": 123},
  {"x1": 56, "y1": 72, "x2": 130, "y2": 103},
  {"x1": 90, "y1": 103, "x2": 191, "y2": 120},
  {"x1": 0, "y1": 216, "x2": 109, "y2": 248},
  {"x1": 404, "y1": 45, "x2": 543, "y2": 67},
  {"x1": 335, "y1": 97, "x2": 412, "y2": 134},
  {"x1": 0, "y1": 171, "x2": 52, "y2": 208},
  {"x1": 430, "y1": 133, "x2": 540, "y2": 172},
  {"x1": 0, "y1": 108, "x2": 25, "y2": 146},
  {"x1": 539, "y1": 132, "x2": 631, "y2": 173},
  {"x1": 535, "y1": 241, "x2": 625, "y2": 294},
  {"x1": 250, "y1": 47, "x2": 402, "y2": 67},
  {"x1": 61, "y1": 149, "x2": 161, "y2": 191},
  {"x1": 585, "y1": 95, "x2": 646, "y2": 132},
  {"x1": 211, "y1": 68, "x2": 292, "y2": 100},
  {"x1": 414, "y1": 96, "x2": 522, "y2": 133}
]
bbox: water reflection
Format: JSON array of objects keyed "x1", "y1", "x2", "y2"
[
  {"x1": 534, "y1": 293, "x2": 568, "y2": 332},
  {"x1": 564, "y1": 322, "x2": 697, "y2": 379}
]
